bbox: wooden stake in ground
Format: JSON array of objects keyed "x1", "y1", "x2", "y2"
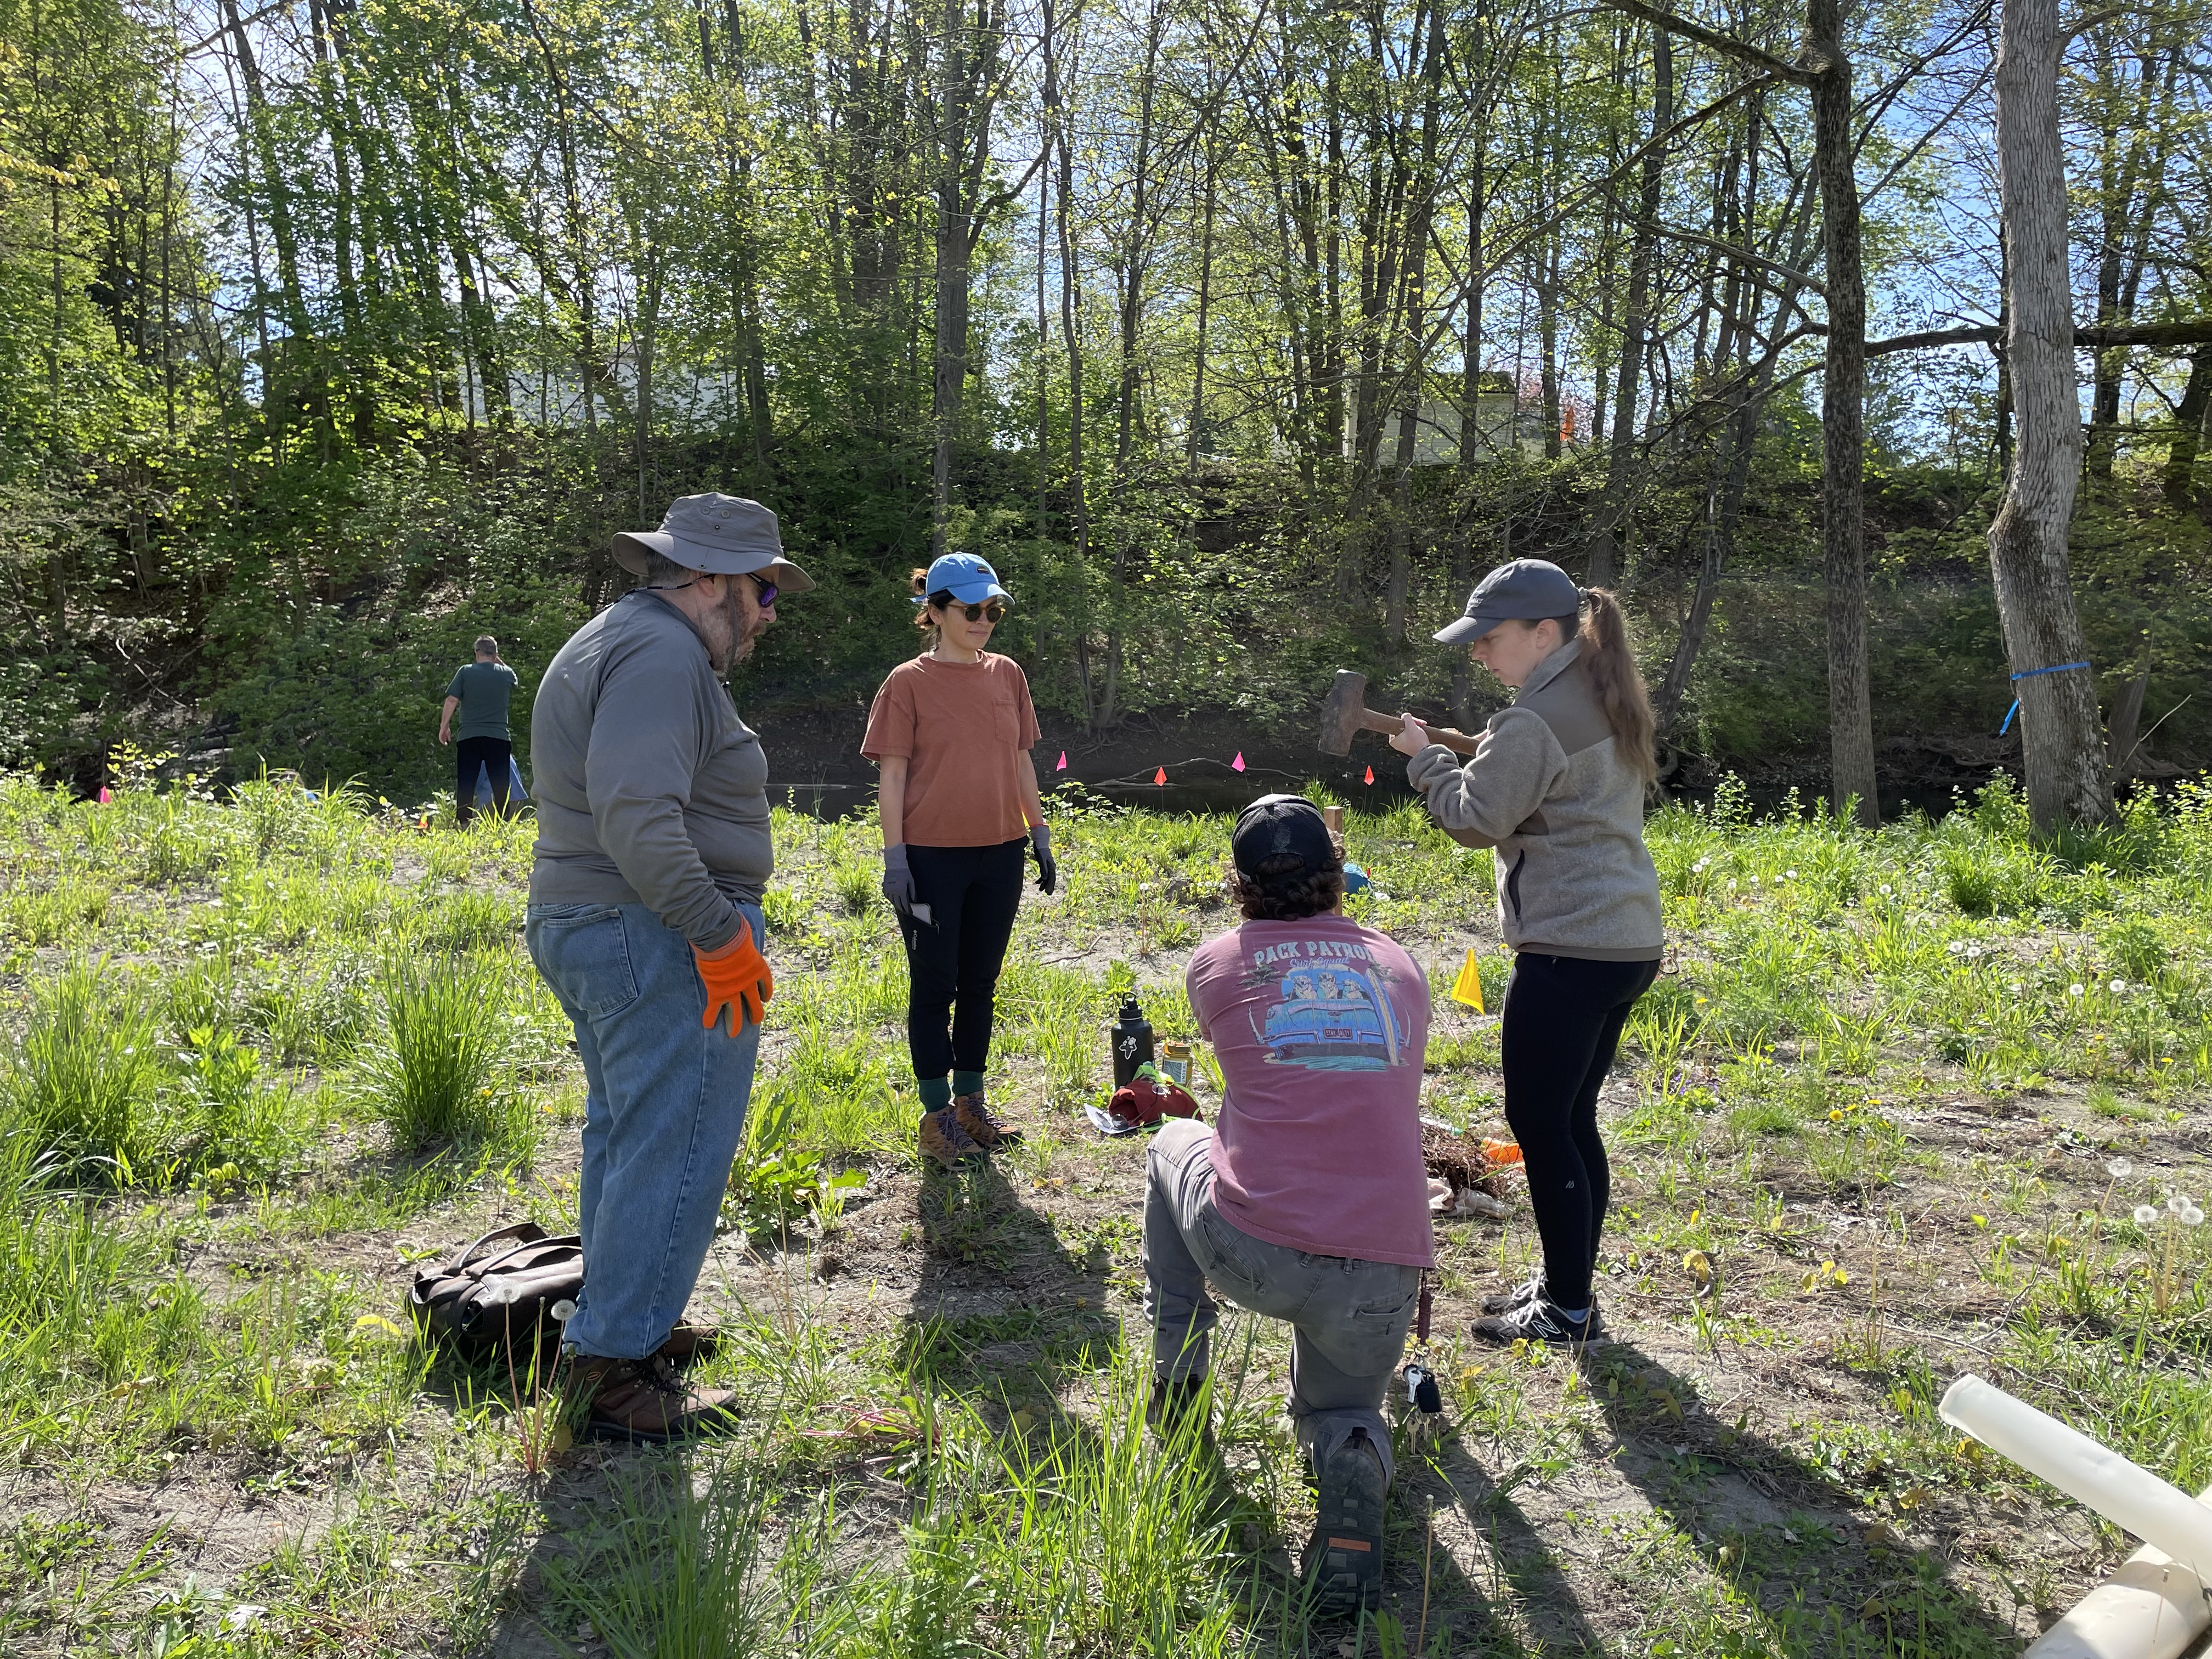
[{"x1": 1989, "y1": 0, "x2": 2113, "y2": 832}]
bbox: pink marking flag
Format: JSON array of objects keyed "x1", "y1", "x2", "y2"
[
  {"x1": 97, "y1": 787, "x2": 112, "y2": 804},
  {"x1": 1363, "y1": 765, "x2": 1374, "y2": 786},
  {"x1": 1154, "y1": 766, "x2": 1167, "y2": 786},
  {"x1": 1056, "y1": 751, "x2": 1067, "y2": 771},
  {"x1": 1231, "y1": 752, "x2": 1245, "y2": 772}
]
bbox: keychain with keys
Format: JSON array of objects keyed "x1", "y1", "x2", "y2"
[{"x1": 1401, "y1": 1276, "x2": 1443, "y2": 1415}]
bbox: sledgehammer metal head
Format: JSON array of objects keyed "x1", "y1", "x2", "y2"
[
  {"x1": 1317, "y1": 668, "x2": 1482, "y2": 757},
  {"x1": 1318, "y1": 670, "x2": 1375, "y2": 757}
]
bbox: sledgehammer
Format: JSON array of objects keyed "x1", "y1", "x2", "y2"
[{"x1": 1318, "y1": 670, "x2": 1480, "y2": 758}]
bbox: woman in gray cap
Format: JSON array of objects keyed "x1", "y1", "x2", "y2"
[{"x1": 1389, "y1": 559, "x2": 1663, "y2": 1348}]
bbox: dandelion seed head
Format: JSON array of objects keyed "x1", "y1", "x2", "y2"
[
  {"x1": 1785, "y1": 868, "x2": 1797, "y2": 879},
  {"x1": 1880, "y1": 884, "x2": 1893, "y2": 895},
  {"x1": 2069, "y1": 984, "x2": 2086, "y2": 997},
  {"x1": 1728, "y1": 881, "x2": 1738, "y2": 891},
  {"x1": 2107, "y1": 1158, "x2": 2133, "y2": 1179},
  {"x1": 1946, "y1": 940, "x2": 1964, "y2": 955},
  {"x1": 2134, "y1": 1205, "x2": 2159, "y2": 1225},
  {"x1": 2109, "y1": 979, "x2": 2125, "y2": 994},
  {"x1": 2185, "y1": 1205, "x2": 2205, "y2": 1228}
]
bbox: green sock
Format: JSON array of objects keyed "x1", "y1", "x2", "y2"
[
  {"x1": 953, "y1": 1070, "x2": 986, "y2": 1099},
  {"x1": 918, "y1": 1076, "x2": 952, "y2": 1111}
]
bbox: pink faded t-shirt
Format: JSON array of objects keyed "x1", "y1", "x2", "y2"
[{"x1": 1186, "y1": 916, "x2": 1434, "y2": 1269}]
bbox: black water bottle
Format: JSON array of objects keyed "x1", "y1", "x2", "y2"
[{"x1": 1111, "y1": 996, "x2": 1155, "y2": 1087}]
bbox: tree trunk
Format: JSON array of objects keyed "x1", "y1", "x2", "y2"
[
  {"x1": 1587, "y1": 27, "x2": 1668, "y2": 587},
  {"x1": 2160, "y1": 345, "x2": 2211, "y2": 512},
  {"x1": 1988, "y1": 0, "x2": 2111, "y2": 831},
  {"x1": 930, "y1": 0, "x2": 972, "y2": 556},
  {"x1": 1808, "y1": 0, "x2": 1877, "y2": 826}
]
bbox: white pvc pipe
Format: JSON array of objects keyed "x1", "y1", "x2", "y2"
[
  {"x1": 1938, "y1": 1375, "x2": 2212, "y2": 1583},
  {"x1": 2023, "y1": 1508, "x2": 2211, "y2": 1659}
]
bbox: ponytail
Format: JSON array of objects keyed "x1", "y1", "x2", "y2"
[
  {"x1": 910, "y1": 568, "x2": 951, "y2": 644},
  {"x1": 1561, "y1": 588, "x2": 1657, "y2": 786}
]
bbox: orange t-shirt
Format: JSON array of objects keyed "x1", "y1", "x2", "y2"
[{"x1": 861, "y1": 653, "x2": 1043, "y2": 848}]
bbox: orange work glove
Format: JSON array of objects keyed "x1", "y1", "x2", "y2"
[{"x1": 694, "y1": 919, "x2": 772, "y2": 1035}]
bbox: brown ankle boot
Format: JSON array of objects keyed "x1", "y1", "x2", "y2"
[
  {"x1": 919, "y1": 1105, "x2": 985, "y2": 1168},
  {"x1": 952, "y1": 1091, "x2": 1020, "y2": 1149},
  {"x1": 656, "y1": 1319, "x2": 721, "y2": 1365},
  {"x1": 567, "y1": 1352, "x2": 738, "y2": 1444}
]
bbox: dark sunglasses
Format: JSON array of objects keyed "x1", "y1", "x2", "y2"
[
  {"x1": 939, "y1": 599, "x2": 1006, "y2": 623},
  {"x1": 645, "y1": 573, "x2": 777, "y2": 609}
]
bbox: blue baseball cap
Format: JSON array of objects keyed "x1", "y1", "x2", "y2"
[
  {"x1": 915, "y1": 551, "x2": 1011, "y2": 607},
  {"x1": 1433, "y1": 558, "x2": 1582, "y2": 645}
]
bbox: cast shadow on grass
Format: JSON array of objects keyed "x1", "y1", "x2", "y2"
[
  {"x1": 1386, "y1": 1418, "x2": 1611, "y2": 1658},
  {"x1": 1584, "y1": 1339, "x2": 2025, "y2": 1658},
  {"x1": 896, "y1": 1153, "x2": 1118, "y2": 1398}
]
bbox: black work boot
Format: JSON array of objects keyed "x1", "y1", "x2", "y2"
[{"x1": 1302, "y1": 1427, "x2": 1387, "y2": 1616}]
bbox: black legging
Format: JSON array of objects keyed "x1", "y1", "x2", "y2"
[
  {"x1": 901, "y1": 838, "x2": 1026, "y2": 1080},
  {"x1": 1499, "y1": 952, "x2": 1660, "y2": 1311}
]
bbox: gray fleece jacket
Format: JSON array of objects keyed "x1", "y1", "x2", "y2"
[
  {"x1": 528, "y1": 591, "x2": 770, "y2": 951},
  {"x1": 1406, "y1": 639, "x2": 1663, "y2": 961}
]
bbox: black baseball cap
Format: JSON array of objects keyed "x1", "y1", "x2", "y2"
[
  {"x1": 1434, "y1": 558, "x2": 1582, "y2": 645},
  {"x1": 1232, "y1": 794, "x2": 1340, "y2": 879}
]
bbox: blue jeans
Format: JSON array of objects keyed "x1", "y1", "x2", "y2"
[{"x1": 524, "y1": 900, "x2": 764, "y2": 1359}]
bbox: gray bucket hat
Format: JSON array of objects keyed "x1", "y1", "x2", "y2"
[
  {"x1": 612, "y1": 493, "x2": 816, "y2": 594},
  {"x1": 1433, "y1": 557, "x2": 1581, "y2": 645}
]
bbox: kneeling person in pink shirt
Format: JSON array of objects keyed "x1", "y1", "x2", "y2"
[{"x1": 1144, "y1": 793, "x2": 1432, "y2": 1616}]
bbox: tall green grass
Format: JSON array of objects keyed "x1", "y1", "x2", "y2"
[{"x1": 353, "y1": 953, "x2": 535, "y2": 1161}]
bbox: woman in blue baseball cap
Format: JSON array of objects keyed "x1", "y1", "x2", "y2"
[
  {"x1": 1389, "y1": 560, "x2": 1663, "y2": 1349},
  {"x1": 861, "y1": 552, "x2": 1057, "y2": 1167}
]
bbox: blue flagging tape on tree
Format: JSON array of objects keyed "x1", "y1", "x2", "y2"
[{"x1": 1998, "y1": 661, "x2": 2091, "y2": 735}]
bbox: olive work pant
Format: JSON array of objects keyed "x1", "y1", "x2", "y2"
[{"x1": 1141, "y1": 1117, "x2": 1423, "y2": 1485}]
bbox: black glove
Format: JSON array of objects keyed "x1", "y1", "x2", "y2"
[
  {"x1": 881, "y1": 844, "x2": 916, "y2": 916},
  {"x1": 1030, "y1": 823, "x2": 1057, "y2": 895}
]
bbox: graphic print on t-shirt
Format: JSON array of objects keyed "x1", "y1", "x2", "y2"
[{"x1": 1239, "y1": 938, "x2": 1412, "y2": 1071}]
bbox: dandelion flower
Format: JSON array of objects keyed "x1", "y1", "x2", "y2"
[
  {"x1": 2107, "y1": 1158, "x2": 2133, "y2": 1179},
  {"x1": 2068, "y1": 984, "x2": 2085, "y2": 997},
  {"x1": 2134, "y1": 1205, "x2": 2159, "y2": 1225},
  {"x1": 2109, "y1": 979, "x2": 2125, "y2": 994}
]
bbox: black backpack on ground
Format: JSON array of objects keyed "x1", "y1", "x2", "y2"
[{"x1": 407, "y1": 1221, "x2": 583, "y2": 1369}]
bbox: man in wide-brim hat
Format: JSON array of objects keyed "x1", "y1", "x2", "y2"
[{"x1": 524, "y1": 493, "x2": 813, "y2": 1443}]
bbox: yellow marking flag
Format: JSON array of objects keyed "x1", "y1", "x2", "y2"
[{"x1": 1451, "y1": 947, "x2": 1485, "y2": 1012}]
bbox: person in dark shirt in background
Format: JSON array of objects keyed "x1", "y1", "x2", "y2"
[{"x1": 440, "y1": 635, "x2": 521, "y2": 826}]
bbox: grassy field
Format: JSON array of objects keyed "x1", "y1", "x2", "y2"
[{"x1": 1, "y1": 760, "x2": 2209, "y2": 1658}]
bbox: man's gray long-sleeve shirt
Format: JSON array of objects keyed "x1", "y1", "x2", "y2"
[{"x1": 528, "y1": 591, "x2": 770, "y2": 950}]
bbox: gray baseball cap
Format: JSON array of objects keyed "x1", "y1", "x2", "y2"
[
  {"x1": 1433, "y1": 558, "x2": 1582, "y2": 645},
  {"x1": 612, "y1": 493, "x2": 816, "y2": 594}
]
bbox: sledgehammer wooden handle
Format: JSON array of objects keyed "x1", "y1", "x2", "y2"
[{"x1": 1355, "y1": 707, "x2": 1481, "y2": 756}]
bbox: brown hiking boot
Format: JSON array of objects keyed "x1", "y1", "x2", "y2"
[
  {"x1": 656, "y1": 1319, "x2": 721, "y2": 1365},
  {"x1": 567, "y1": 1352, "x2": 738, "y2": 1444},
  {"x1": 952, "y1": 1090, "x2": 1020, "y2": 1149},
  {"x1": 919, "y1": 1105, "x2": 985, "y2": 1168}
]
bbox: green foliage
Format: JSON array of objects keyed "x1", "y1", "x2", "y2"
[
  {"x1": 354, "y1": 954, "x2": 533, "y2": 1160},
  {"x1": 2, "y1": 961, "x2": 173, "y2": 1183}
]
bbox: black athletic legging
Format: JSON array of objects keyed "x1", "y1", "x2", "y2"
[
  {"x1": 1499, "y1": 952, "x2": 1660, "y2": 1312},
  {"x1": 901, "y1": 838, "x2": 1027, "y2": 1080}
]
